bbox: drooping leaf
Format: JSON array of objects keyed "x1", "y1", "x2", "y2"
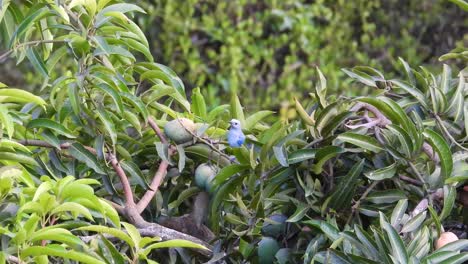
[{"x1": 423, "y1": 128, "x2": 452, "y2": 179}]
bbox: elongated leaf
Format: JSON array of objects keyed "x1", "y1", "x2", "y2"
[
  {"x1": 314, "y1": 67, "x2": 327, "y2": 108},
  {"x1": 365, "y1": 163, "x2": 397, "y2": 180},
  {"x1": 423, "y1": 128, "x2": 452, "y2": 179},
  {"x1": 439, "y1": 186, "x2": 456, "y2": 221},
  {"x1": 379, "y1": 212, "x2": 408, "y2": 264},
  {"x1": 69, "y1": 143, "x2": 105, "y2": 174},
  {"x1": 142, "y1": 239, "x2": 207, "y2": 255},
  {"x1": 191, "y1": 87, "x2": 207, "y2": 120},
  {"x1": 0, "y1": 151, "x2": 38, "y2": 166},
  {"x1": 328, "y1": 159, "x2": 365, "y2": 210},
  {"x1": 365, "y1": 190, "x2": 406, "y2": 204},
  {"x1": 0, "y1": 88, "x2": 46, "y2": 107},
  {"x1": 0, "y1": 105, "x2": 13, "y2": 138},
  {"x1": 288, "y1": 149, "x2": 317, "y2": 164},
  {"x1": 51, "y1": 202, "x2": 93, "y2": 220},
  {"x1": 28, "y1": 118, "x2": 76, "y2": 138},
  {"x1": 9, "y1": 7, "x2": 52, "y2": 47},
  {"x1": 121, "y1": 161, "x2": 149, "y2": 189},
  {"x1": 342, "y1": 68, "x2": 376, "y2": 87},
  {"x1": 400, "y1": 211, "x2": 426, "y2": 233},
  {"x1": 295, "y1": 98, "x2": 314, "y2": 126},
  {"x1": 97, "y1": 107, "x2": 117, "y2": 146},
  {"x1": 76, "y1": 225, "x2": 133, "y2": 247},
  {"x1": 273, "y1": 130, "x2": 305, "y2": 167},
  {"x1": 94, "y1": 83, "x2": 124, "y2": 114},
  {"x1": 390, "y1": 80, "x2": 428, "y2": 109},
  {"x1": 245, "y1": 111, "x2": 274, "y2": 131},
  {"x1": 230, "y1": 94, "x2": 245, "y2": 126},
  {"x1": 390, "y1": 199, "x2": 408, "y2": 228},
  {"x1": 337, "y1": 132, "x2": 383, "y2": 153},
  {"x1": 304, "y1": 219, "x2": 340, "y2": 241},
  {"x1": 21, "y1": 245, "x2": 105, "y2": 264},
  {"x1": 213, "y1": 164, "x2": 249, "y2": 186},
  {"x1": 312, "y1": 146, "x2": 345, "y2": 174},
  {"x1": 26, "y1": 47, "x2": 48, "y2": 77},
  {"x1": 286, "y1": 204, "x2": 309, "y2": 223}
]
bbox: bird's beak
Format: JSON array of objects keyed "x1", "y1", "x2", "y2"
[{"x1": 228, "y1": 121, "x2": 233, "y2": 130}]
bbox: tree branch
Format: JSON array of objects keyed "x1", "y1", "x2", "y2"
[
  {"x1": 0, "y1": 40, "x2": 66, "y2": 62},
  {"x1": 137, "y1": 159, "x2": 170, "y2": 213},
  {"x1": 148, "y1": 116, "x2": 168, "y2": 144},
  {"x1": 109, "y1": 155, "x2": 135, "y2": 206}
]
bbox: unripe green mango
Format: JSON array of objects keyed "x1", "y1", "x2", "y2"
[{"x1": 164, "y1": 118, "x2": 195, "y2": 144}]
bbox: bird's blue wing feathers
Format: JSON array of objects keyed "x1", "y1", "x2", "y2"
[{"x1": 237, "y1": 138, "x2": 244, "y2": 146}]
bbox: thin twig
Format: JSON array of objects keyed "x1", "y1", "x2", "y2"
[
  {"x1": 109, "y1": 154, "x2": 135, "y2": 206},
  {"x1": 137, "y1": 158, "x2": 170, "y2": 213},
  {"x1": 177, "y1": 118, "x2": 232, "y2": 161},
  {"x1": 148, "y1": 116, "x2": 168, "y2": 144},
  {"x1": 0, "y1": 40, "x2": 66, "y2": 62},
  {"x1": 398, "y1": 174, "x2": 423, "y2": 186},
  {"x1": 347, "y1": 180, "x2": 379, "y2": 225},
  {"x1": 435, "y1": 114, "x2": 468, "y2": 151}
]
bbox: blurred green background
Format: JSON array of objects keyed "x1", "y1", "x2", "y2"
[{"x1": 1, "y1": 0, "x2": 467, "y2": 110}]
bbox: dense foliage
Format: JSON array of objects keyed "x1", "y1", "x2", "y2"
[
  {"x1": 0, "y1": 0, "x2": 467, "y2": 263},
  {"x1": 139, "y1": 0, "x2": 467, "y2": 108}
]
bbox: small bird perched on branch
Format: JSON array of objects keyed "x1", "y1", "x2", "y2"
[{"x1": 227, "y1": 119, "x2": 245, "y2": 148}]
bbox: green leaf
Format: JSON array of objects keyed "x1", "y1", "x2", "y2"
[
  {"x1": 94, "y1": 83, "x2": 124, "y2": 114},
  {"x1": 28, "y1": 118, "x2": 76, "y2": 138},
  {"x1": 342, "y1": 68, "x2": 376, "y2": 87},
  {"x1": 390, "y1": 199, "x2": 408, "y2": 227},
  {"x1": 365, "y1": 190, "x2": 406, "y2": 204},
  {"x1": 314, "y1": 67, "x2": 328, "y2": 108},
  {"x1": 295, "y1": 98, "x2": 314, "y2": 126},
  {"x1": 449, "y1": 0, "x2": 468, "y2": 11},
  {"x1": 69, "y1": 143, "x2": 105, "y2": 174},
  {"x1": 337, "y1": 132, "x2": 383, "y2": 153},
  {"x1": 142, "y1": 239, "x2": 207, "y2": 256},
  {"x1": 121, "y1": 160, "x2": 150, "y2": 189},
  {"x1": 0, "y1": 88, "x2": 47, "y2": 107},
  {"x1": 0, "y1": 151, "x2": 38, "y2": 166},
  {"x1": 390, "y1": 80, "x2": 428, "y2": 109},
  {"x1": 29, "y1": 228, "x2": 82, "y2": 246},
  {"x1": 433, "y1": 239, "x2": 468, "y2": 253},
  {"x1": 245, "y1": 111, "x2": 274, "y2": 131},
  {"x1": 97, "y1": 107, "x2": 117, "y2": 146},
  {"x1": 287, "y1": 149, "x2": 317, "y2": 164},
  {"x1": 439, "y1": 186, "x2": 456, "y2": 221},
  {"x1": 21, "y1": 245, "x2": 106, "y2": 264},
  {"x1": 328, "y1": 159, "x2": 365, "y2": 210},
  {"x1": 9, "y1": 7, "x2": 53, "y2": 47},
  {"x1": 26, "y1": 47, "x2": 48, "y2": 77},
  {"x1": 423, "y1": 128, "x2": 453, "y2": 179},
  {"x1": 312, "y1": 146, "x2": 345, "y2": 174},
  {"x1": 176, "y1": 144, "x2": 186, "y2": 173},
  {"x1": 380, "y1": 212, "x2": 408, "y2": 264},
  {"x1": 68, "y1": 84, "x2": 80, "y2": 115},
  {"x1": 286, "y1": 204, "x2": 309, "y2": 223},
  {"x1": 230, "y1": 94, "x2": 245, "y2": 126},
  {"x1": 122, "y1": 222, "x2": 141, "y2": 249},
  {"x1": 273, "y1": 130, "x2": 305, "y2": 167},
  {"x1": 304, "y1": 219, "x2": 340, "y2": 241},
  {"x1": 213, "y1": 164, "x2": 249, "y2": 186},
  {"x1": 0, "y1": 105, "x2": 13, "y2": 138},
  {"x1": 51, "y1": 202, "x2": 93, "y2": 221},
  {"x1": 191, "y1": 87, "x2": 207, "y2": 120},
  {"x1": 400, "y1": 211, "x2": 426, "y2": 233},
  {"x1": 76, "y1": 225, "x2": 133, "y2": 247},
  {"x1": 365, "y1": 163, "x2": 397, "y2": 180}
]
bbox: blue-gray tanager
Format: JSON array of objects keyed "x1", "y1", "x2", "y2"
[{"x1": 227, "y1": 119, "x2": 245, "y2": 148}]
